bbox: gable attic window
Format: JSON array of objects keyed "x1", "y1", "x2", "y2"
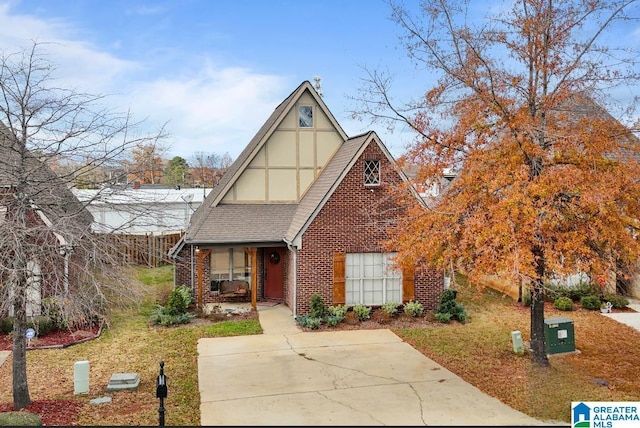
[
  {"x1": 299, "y1": 106, "x2": 313, "y2": 128},
  {"x1": 364, "y1": 159, "x2": 380, "y2": 186}
]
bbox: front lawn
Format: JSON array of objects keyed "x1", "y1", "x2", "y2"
[{"x1": 392, "y1": 274, "x2": 640, "y2": 423}]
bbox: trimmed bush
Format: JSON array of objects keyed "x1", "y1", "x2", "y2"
[
  {"x1": 327, "y1": 304, "x2": 348, "y2": 318},
  {"x1": 0, "y1": 317, "x2": 13, "y2": 335},
  {"x1": 295, "y1": 315, "x2": 322, "y2": 329},
  {"x1": 554, "y1": 297, "x2": 574, "y2": 311},
  {"x1": 380, "y1": 301, "x2": 400, "y2": 317},
  {"x1": 0, "y1": 316, "x2": 54, "y2": 336},
  {"x1": 581, "y1": 295, "x2": 602, "y2": 310},
  {"x1": 603, "y1": 294, "x2": 629, "y2": 309},
  {"x1": 30, "y1": 316, "x2": 54, "y2": 336},
  {"x1": 352, "y1": 304, "x2": 372, "y2": 321},
  {"x1": 325, "y1": 315, "x2": 343, "y2": 327},
  {"x1": 546, "y1": 281, "x2": 601, "y2": 302},
  {"x1": 404, "y1": 300, "x2": 424, "y2": 317},
  {"x1": 309, "y1": 293, "x2": 327, "y2": 319}
]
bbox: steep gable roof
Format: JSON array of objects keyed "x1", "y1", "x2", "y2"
[
  {"x1": 285, "y1": 131, "x2": 424, "y2": 246},
  {"x1": 172, "y1": 81, "x2": 425, "y2": 254},
  {"x1": 0, "y1": 121, "x2": 93, "y2": 230},
  {"x1": 184, "y1": 80, "x2": 347, "y2": 242}
]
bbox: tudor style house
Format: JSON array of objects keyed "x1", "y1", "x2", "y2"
[
  {"x1": 0, "y1": 121, "x2": 94, "y2": 318},
  {"x1": 169, "y1": 81, "x2": 444, "y2": 317}
]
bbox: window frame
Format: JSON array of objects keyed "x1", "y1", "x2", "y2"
[
  {"x1": 298, "y1": 105, "x2": 313, "y2": 128},
  {"x1": 345, "y1": 252, "x2": 402, "y2": 306},
  {"x1": 363, "y1": 159, "x2": 381, "y2": 187},
  {"x1": 210, "y1": 247, "x2": 251, "y2": 291}
]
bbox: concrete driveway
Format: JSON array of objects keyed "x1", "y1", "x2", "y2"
[{"x1": 198, "y1": 304, "x2": 556, "y2": 426}]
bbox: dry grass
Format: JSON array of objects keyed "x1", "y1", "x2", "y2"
[
  {"x1": 393, "y1": 275, "x2": 640, "y2": 423},
  {"x1": 2, "y1": 267, "x2": 638, "y2": 425},
  {"x1": 0, "y1": 265, "x2": 262, "y2": 426}
]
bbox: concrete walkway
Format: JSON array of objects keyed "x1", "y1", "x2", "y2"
[
  {"x1": 0, "y1": 350, "x2": 9, "y2": 368},
  {"x1": 198, "y1": 304, "x2": 556, "y2": 426},
  {"x1": 601, "y1": 299, "x2": 640, "y2": 331}
]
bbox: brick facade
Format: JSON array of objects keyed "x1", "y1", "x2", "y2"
[
  {"x1": 173, "y1": 141, "x2": 443, "y2": 314},
  {"x1": 295, "y1": 141, "x2": 443, "y2": 315}
]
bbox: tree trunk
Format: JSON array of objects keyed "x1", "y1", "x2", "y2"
[
  {"x1": 531, "y1": 245, "x2": 550, "y2": 367},
  {"x1": 12, "y1": 285, "x2": 31, "y2": 410},
  {"x1": 530, "y1": 279, "x2": 549, "y2": 366}
]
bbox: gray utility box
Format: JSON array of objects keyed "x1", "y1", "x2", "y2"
[{"x1": 544, "y1": 317, "x2": 575, "y2": 355}]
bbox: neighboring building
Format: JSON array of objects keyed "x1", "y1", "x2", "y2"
[
  {"x1": 72, "y1": 187, "x2": 210, "y2": 234},
  {"x1": 169, "y1": 81, "x2": 444, "y2": 317},
  {"x1": 0, "y1": 121, "x2": 94, "y2": 317}
]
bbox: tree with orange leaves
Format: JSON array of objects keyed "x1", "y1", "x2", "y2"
[{"x1": 355, "y1": 0, "x2": 640, "y2": 366}]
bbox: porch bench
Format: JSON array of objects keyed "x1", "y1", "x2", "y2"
[{"x1": 217, "y1": 280, "x2": 250, "y2": 302}]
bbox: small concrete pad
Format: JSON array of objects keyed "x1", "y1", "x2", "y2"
[
  {"x1": 90, "y1": 396, "x2": 112, "y2": 404},
  {"x1": 106, "y1": 373, "x2": 140, "y2": 391}
]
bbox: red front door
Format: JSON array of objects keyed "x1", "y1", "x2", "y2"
[{"x1": 264, "y1": 247, "x2": 285, "y2": 299}]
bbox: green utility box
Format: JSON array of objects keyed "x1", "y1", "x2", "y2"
[{"x1": 544, "y1": 317, "x2": 575, "y2": 355}]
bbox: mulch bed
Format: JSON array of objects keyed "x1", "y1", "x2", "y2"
[
  {"x1": 0, "y1": 324, "x2": 102, "y2": 351},
  {"x1": 0, "y1": 399, "x2": 82, "y2": 426}
]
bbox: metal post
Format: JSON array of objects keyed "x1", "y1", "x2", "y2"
[{"x1": 157, "y1": 361, "x2": 167, "y2": 426}]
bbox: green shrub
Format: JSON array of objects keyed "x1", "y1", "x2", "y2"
[
  {"x1": 380, "y1": 301, "x2": 400, "y2": 317},
  {"x1": 295, "y1": 315, "x2": 322, "y2": 329},
  {"x1": 0, "y1": 317, "x2": 13, "y2": 335},
  {"x1": 150, "y1": 304, "x2": 195, "y2": 326},
  {"x1": 29, "y1": 316, "x2": 54, "y2": 336},
  {"x1": 435, "y1": 289, "x2": 467, "y2": 323},
  {"x1": 42, "y1": 297, "x2": 68, "y2": 329},
  {"x1": 309, "y1": 293, "x2": 327, "y2": 319},
  {"x1": 404, "y1": 300, "x2": 424, "y2": 317},
  {"x1": 167, "y1": 285, "x2": 192, "y2": 316},
  {"x1": 603, "y1": 294, "x2": 629, "y2": 309},
  {"x1": 546, "y1": 281, "x2": 601, "y2": 302},
  {"x1": 325, "y1": 315, "x2": 343, "y2": 327},
  {"x1": 0, "y1": 411, "x2": 42, "y2": 426},
  {"x1": 352, "y1": 304, "x2": 372, "y2": 321},
  {"x1": 581, "y1": 295, "x2": 602, "y2": 310},
  {"x1": 327, "y1": 304, "x2": 348, "y2": 318},
  {"x1": 554, "y1": 297, "x2": 574, "y2": 311},
  {"x1": 0, "y1": 316, "x2": 54, "y2": 336},
  {"x1": 434, "y1": 312, "x2": 453, "y2": 323},
  {"x1": 522, "y1": 290, "x2": 532, "y2": 307}
]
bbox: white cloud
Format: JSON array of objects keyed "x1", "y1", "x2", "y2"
[
  {"x1": 128, "y1": 66, "x2": 288, "y2": 158},
  {"x1": 0, "y1": 2, "x2": 290, "y2": 160}
]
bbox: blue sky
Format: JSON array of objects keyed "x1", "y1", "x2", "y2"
[
  {"x1": 0, "y1": 0, "x2": 423, "y2": 161},
  {"x1": 0, "y1": 1, "x2": 638, "y2": 162}
]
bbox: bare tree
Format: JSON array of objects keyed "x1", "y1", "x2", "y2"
[
  {"x1": 353, "y1": 0, "x2": 640, "y2": 366},
  {"x1": 129, "y1": 140, "x2": 169, "y2": 185},
  {"x1": 190, "y1": 151, "x2": 232, "y2": 188},
  {"x1": 0, "y1": 42, "x2": 169, "y2": 409}
]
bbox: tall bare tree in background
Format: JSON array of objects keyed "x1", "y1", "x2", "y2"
[
  {"x1": 190, "y1": 151, "x2": 232, "y2": 188},
  {"x1": 354, "y1": 0, "x2": 640, "y2": 366},
  {"x1": 129, "y1": 141, "x2": 168, "y2": 185},
  {"x1": 0, "y1": 42, "x2": 168, "y2": 409}
]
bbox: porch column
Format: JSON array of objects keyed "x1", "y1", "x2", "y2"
[
  {"x1": 250, "y1": 248, "x2": 257, "y2": 310},
  {"x1": 196, "y1": 248, "x2": 211, "y2": 308}
]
